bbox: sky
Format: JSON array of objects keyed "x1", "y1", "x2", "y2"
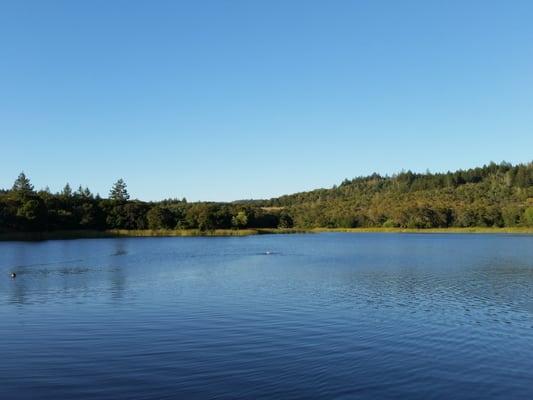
[{"x1": 1, "y1": 0, "x2": 532, "y2": 201}]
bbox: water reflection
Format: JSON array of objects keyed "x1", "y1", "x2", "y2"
[{"x1": 107, "y1": 239, "x2": 129, "y2": 300}]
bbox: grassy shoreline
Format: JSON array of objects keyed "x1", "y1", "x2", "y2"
[
  {"x1": 308, "y1": 227, "x2": 533, "y2": 234},
  {"x1": 0, "y1": 227, "x2": 532, "y2": 241}
]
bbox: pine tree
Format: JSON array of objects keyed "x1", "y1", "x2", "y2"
[
  {"x1": 109, "y1": 179, "x2": 130, "y2": 201},
  {"x1": 12, "y1": 172, "x2": 34, "y2": 194},
  {"x1": 62, "y1": 183, "x2": 73, "y2": 197}
]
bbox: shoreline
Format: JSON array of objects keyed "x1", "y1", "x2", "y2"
[{"x1": 1, "y1": 227, "x2": 532, "y2": 241}]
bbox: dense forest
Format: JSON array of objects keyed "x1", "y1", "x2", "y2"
[{"x1": 1, "y1": 161, "x2": 532, "y2": 233}]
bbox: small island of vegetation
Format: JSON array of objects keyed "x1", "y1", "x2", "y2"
[{"x1": 1, "y1": 161, "x2": 532, "y2": 240}]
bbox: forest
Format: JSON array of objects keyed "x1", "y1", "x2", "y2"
[{"x1": 1, "y1": 161, "x2": 532, "y2": 234}]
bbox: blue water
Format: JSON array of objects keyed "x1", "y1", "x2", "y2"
[{"x1": 1, "y1": 233, "x2": 533, "y2": 399}]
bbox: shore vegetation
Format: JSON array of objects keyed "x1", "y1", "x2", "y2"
[{"x1": 1, "y1": 162, "x2": 532, "y2": 240}]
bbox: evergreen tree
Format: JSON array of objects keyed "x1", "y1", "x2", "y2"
[
  {"x1": 62, "y1": 183, "x2": 73, "y2": 197},
  {"x1": 12, "y1": 172, "x2": 34, "y2": 194},
  {"x1": 109, "y1": 179, "x2": 130, "y2": 201},
  {"x1": 75, "y1": 185, "x2": 92, "y2": 198}
]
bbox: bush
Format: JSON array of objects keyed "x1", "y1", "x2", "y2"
[{"x1": 524, "y1": 207, "x2": 533, "y2": 227}]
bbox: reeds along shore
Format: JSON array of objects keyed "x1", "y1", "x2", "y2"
[{"x1": 1, "y1": 227, "x2": 532, "y2": 241}]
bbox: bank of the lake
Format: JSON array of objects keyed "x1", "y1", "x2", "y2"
[
  {"x1": 309, "y1": 227, "x2": 533, "y2": 234},
  {"x1": 0, "y1": 229, "x2": 260, "y2": 241},
  {"x1": 1, "y1": 226, "x2": 533, "y2": 241}
]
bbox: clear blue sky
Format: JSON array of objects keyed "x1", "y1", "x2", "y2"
[{"x1": 1, "y1": 1, "x2": 532, "y2": 201}]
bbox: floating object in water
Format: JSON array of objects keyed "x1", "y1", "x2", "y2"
[
  {"x1": 10, "y1": 272, "x2": 16, "y2": 279},
  {"x1": 265, "y1": 251, "x2": 272, "y2": 255}
]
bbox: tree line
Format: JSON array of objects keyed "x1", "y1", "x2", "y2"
[
  {"x1": 1, "y1": 161, "x2": 532, "y2": 233},
  {"x1": 0, "y1": 174, "x2": 289, "y2": 232}
]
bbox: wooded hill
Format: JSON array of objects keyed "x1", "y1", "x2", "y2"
[
  {"x1": 260, "y1": 161, "x2": 533, "y2": 229},
  {"x1": 1, "y1": 161, "x2": 532, "y2": 233}
]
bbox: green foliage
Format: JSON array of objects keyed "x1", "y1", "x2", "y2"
[
  {"x1": 15, "y1": 197, "x2": 47, "y2": 230},
  {"x1": 109, "y1": 179, "x2": 130, "y2": 201},
  {"x1": 278, "y1": 211, "x2": 294, "y2": 228},
  {"x1": 267, "y1": 161, "x2": 532, "y2": 229},
  {"x1": 62, "y1": 183, "x2": 73, "y2": 197},
  {"x1": 147, "y1": 206, "x2": 175, "y2": 229},
  {"x1": 524, "y1": 207, "x2": 533, "y2": 227},
  {"x1": 232, "y1": 211, "x2": 248, "y2": 228},
  {"x1": 12, "y1": 172, "x2": 34, "y2": 195},
  {"x1": 382, "y1": 219, "x2": 397, "y2": 228},
  {"x1": 192, "y1": 204, "x2": 219, "y2": 231},
  {"x1": 103, "y1": 201, "x2": 149, "y2": 229},
  {"x1": 501, "y1": 205, "x2": 523, "y2": 227},
  {"x1": 0, "y1": 162, "x2": 531, "y2": 233}
]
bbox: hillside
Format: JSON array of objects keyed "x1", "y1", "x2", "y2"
[
  {"x1": 1, "y1": 161, "x2": 532, "y2": 233},
  {"x1": 261, "y1": 161, "x2": 533, "y2": 229}
]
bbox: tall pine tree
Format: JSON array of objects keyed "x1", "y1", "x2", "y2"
[
  {"x1": 12, "y1": 172, "x2": 34, "y2": 194},
  {"x1": 109, "y1": 179, "x2": 130, "y2": 201}
]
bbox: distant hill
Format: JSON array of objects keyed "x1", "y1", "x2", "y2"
[{"x1": 257, "y1": 161, "x2": 533, "y2": 228}]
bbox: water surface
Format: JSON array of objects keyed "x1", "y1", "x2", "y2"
[{"x1": 1, "y1": 233, "x2": 532, "y2": 399}]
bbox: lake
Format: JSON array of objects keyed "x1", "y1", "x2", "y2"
[{"x1": 1, "y1": 233, "x2": 532, "y2": 399}]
